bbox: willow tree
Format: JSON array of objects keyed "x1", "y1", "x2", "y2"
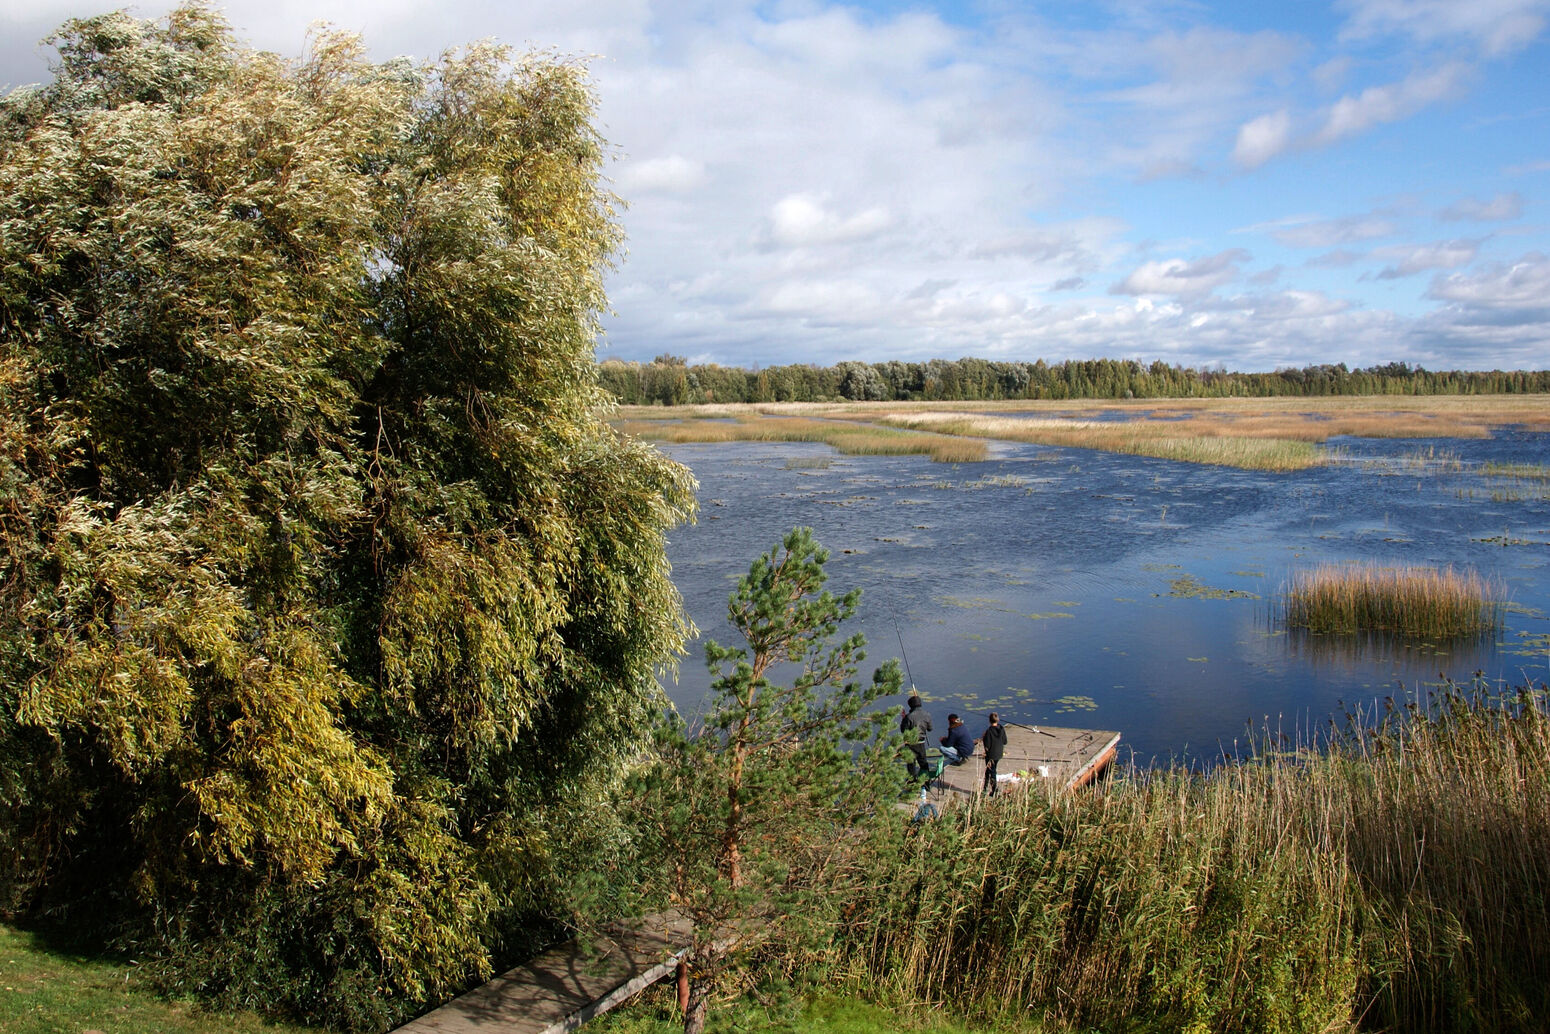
[{"x1": 0, "y1": 5, "x2": 693, "y2": 1028}]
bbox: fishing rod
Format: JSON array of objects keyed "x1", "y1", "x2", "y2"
[{"x1": 894, "y1": 620, "x2": 917, "y2": 691}]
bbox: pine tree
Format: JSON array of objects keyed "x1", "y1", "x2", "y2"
[{"x1": 586, "y1": 528, "x2": 905, "y2": 1034}]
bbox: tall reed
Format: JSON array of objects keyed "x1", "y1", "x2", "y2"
[
  {"x1": 1280, "y1": 563, "x2": 1503, "y2": 638},
  {"x1": 802, "y1": 680, "x2": 1550, "y2": 1033}
]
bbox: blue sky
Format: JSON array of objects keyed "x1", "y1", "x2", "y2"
[{"x1": 3, "y1": 0, "x2": 1548, "y2": 370}]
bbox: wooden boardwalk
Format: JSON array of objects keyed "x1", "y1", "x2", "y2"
[
  {"x1": 391, "y1": 913, "x2": 691, "y2": 1034},
  {"x1": 924, "y1": 723, "x2": 1120, "y2": 806}
]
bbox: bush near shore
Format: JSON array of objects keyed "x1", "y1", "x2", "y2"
[{"x1": 775, "y1": 679, "x2": 1550, "y2": 1034}]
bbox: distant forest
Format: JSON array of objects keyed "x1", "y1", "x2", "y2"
[{"x1": 600, "y1": 355, "x2": 1550, "y2": 405}]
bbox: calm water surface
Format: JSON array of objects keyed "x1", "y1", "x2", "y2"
[{"x1": 659, "y1": 432, "x2": 1550, "y2": 765}]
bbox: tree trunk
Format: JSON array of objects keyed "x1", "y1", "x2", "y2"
[{"x1": 683, "y1": 979, "x2": 708, "y2": 1034}]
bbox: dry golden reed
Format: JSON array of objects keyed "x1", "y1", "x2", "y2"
[
  {"x1": 612, "y1": 414, "x2": 988, "y2": 462},
  {"x1": 1280, "y1": 563, "x2": 1503, "y2": 638},
  {"x1": 611, "y1": 395, "x2": 1550, "y2": 471},
  {"x1": 810, "y1": 680, "x2": 1550, "y2": 1034}
]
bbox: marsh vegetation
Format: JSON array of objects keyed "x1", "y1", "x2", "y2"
[
  {"x1": 596, "y1": 679, "x2": 1550, "y2": 1034},
  {"x1": 613, "y1": 412, "x2": 988, "y2": 462},
  {"x1": 813, "y1": 680, "x2": 1550, "y2": 1034},
  {"x1": 1281, "y1": 564, "x2": 1504, "y2": 638},
  {"x1": 614, "y1": 395, "x2": 1550, "y2": 471}
]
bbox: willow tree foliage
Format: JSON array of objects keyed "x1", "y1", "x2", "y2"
[{"x1": 0, "y1": 5, "x2": 693, "y2": 1028}]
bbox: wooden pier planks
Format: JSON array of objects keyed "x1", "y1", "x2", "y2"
[
  {"x1": 931, "y1": 723, "x2": 1120, "y2": 802},
  {"x1": 391, "y1": 913, "x2": 691, "y2": 1034}
]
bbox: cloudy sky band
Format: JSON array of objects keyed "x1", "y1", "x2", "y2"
[{"x1": 2, "y1": 0, "x2": 1547, "y2": 370}]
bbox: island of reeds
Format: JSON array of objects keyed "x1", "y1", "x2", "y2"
[{"x1": 1281, "y1": 563, "x2": 1504, "y2": 638}]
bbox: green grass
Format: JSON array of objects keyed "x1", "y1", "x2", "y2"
[
  {"x1": 0, "y1": 926, "x2": 320, "y2": 1034},
  {"x1": 1280, "y1": 563, "x2": 1503, "y2": 637}
]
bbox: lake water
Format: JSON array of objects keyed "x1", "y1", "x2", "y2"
[{"x1": 658, "y1": 431, "x2": 1550, "y2": 766}]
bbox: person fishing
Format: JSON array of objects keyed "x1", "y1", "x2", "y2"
[
  {"x1": 900, "y1": 694, "x2": 933, "y2": 783},
  {"x1": 977, "y1": 712, "x2": 1007, "y2": 795},
  {"x1": 939, "y1": 713, "x2": 974, "y2": 765}
]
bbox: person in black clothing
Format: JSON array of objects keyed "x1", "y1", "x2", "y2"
[
  {"x1": 977, "y1": 712, "x2": 1007, "y2": 795},
  {"x1": 900, "y1": 694, "x2": 933, "y2": 782}
]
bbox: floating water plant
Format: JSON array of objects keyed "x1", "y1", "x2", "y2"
[{"x1": 1280, "y1": 563, "x2": 1504, "y2": 638}]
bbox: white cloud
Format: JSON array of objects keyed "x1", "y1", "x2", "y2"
[
  {"x1": 1269, "y1": 213, "x2": 1400, "y2": 248},
  {"x1": 1375, "y1": 238, "x2": 1483, "y2": 278},
  {"x1": 1111, "y1": 249, "x2": 1248, "y2": 298},
  {"x1": 1426, "y1": 252, "x2": 1550, "y2": 309},
  {"x1": 1440, "y1": 192, "x2": 1524, "y2": 221},
  {"x1": 1337, "y1": 0, "x2": 1550, "y2": 57},
  {"x1": 1232, "y1": 109, "x2": 1293, "y2": 168},
  {"x1": 615, "y1": 154, "x2": 707, "y2": 194},
  {"x1": 765, "y1": 195, "x2": 892, "y2": 248},
  {"x1": 5, "y1": 0, "x2": 1550, "y2": 371},
  {"x1": 1316, "y1": 62, "x2": 1471, "y2": 145}
]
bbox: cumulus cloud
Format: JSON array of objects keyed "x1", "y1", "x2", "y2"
[
  {"x1": 1426, "y1": 252, "x2": 1550, "y2": 310},
  {"x1": 1232, "y1": 109, "x2": 1293, "y2": 168},
  {"x1": 1111, "y1": 249, "x2": 1249, "y2": 298},
  {"x1": 5, "y1": 0, "x2": 1549, "y2": 372},
  {"x1": 1440, "y1": 191, "x2": 1524, "y2": 221}
]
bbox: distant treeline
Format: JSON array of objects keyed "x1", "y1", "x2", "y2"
[{"x1": 600, "y1": 355, "x2": 1550, "y2": 405}]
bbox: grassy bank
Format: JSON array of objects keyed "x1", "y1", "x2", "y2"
[
  {"x1": 0, "y1": 925, "x2": 318, "y2": 1034},
  {"x1": 1280, "y1": 564, "x2": 1504, "y2": 637},
  {"x1": 800, "y1": 679, "x2": 1550, "y2": 1034}
]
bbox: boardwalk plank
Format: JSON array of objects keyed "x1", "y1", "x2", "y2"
[{"x1": 392, "y1": 913, "x2": 691, "y2": 1034}]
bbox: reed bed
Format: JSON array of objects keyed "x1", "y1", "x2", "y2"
[
  {"x1": 800, "y1": 680, "x2": 1550, "y2": 1034},
  {"x1": 876, "y1": 412, "x2": 1323, "y2": 471},
  {"x1": 611, "y1": 415, "x2": 987, "y2": 463},
  {"x1": 609, "y1": 395, "x2": 1550, "y2": 471},
  {"x1": 1481, "y1": 460, "x2": 1550, "y2": 480},
  {"x1": 1280, "y1": 564, "x2": 1503, "y2": 638}
]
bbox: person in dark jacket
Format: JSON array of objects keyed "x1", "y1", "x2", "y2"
[
  {"x1": 939, "y1": 714, "x2": 974, "y2": 765},
  {"x1": 977, "y1": 712, "x2": 1008, "y2": 795},
  {"x1": 901, "y1": 694, "x2": 933, "y2": 781}
]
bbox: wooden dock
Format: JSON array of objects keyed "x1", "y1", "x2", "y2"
[
  {"x1": 925, "y1": 723, "x2": 1120, "y2": 805},
  {"x1": 391, "y1": 913, "x2": 691, "y2": 1034}
]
